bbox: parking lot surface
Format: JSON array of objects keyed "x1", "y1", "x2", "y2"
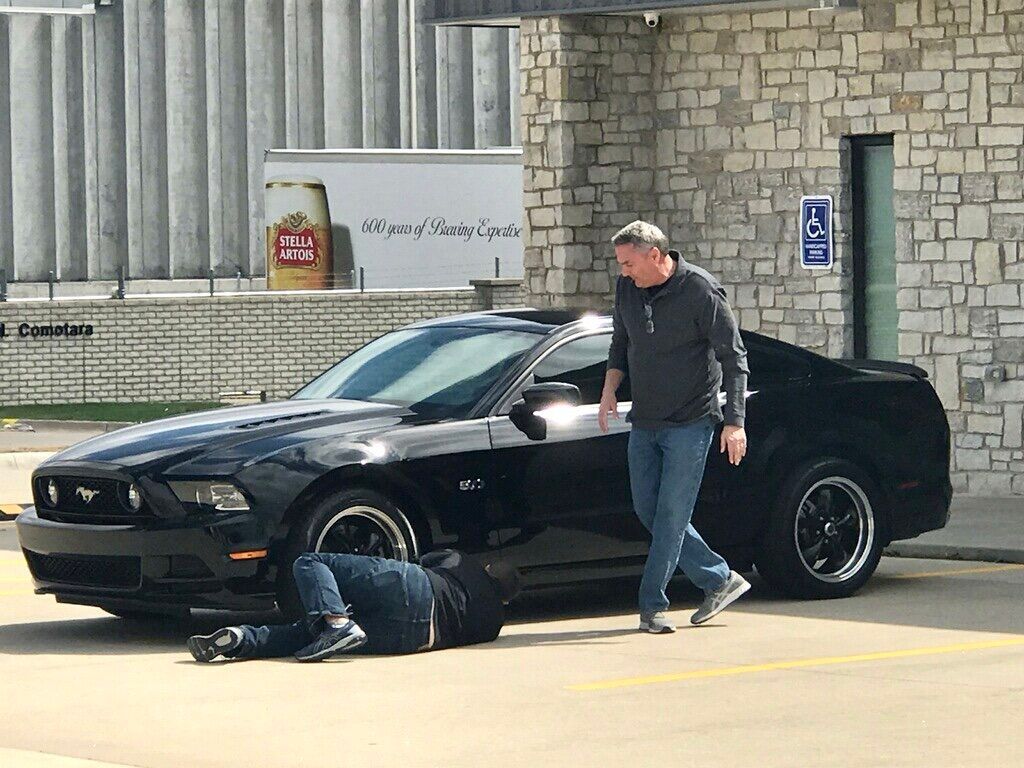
[{"x1": 1, "y1": 521, "x2": 1022, "y2": 768}]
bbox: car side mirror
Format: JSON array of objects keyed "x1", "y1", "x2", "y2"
[{"x1": 508, "y1": 382, "x2": 582, "y2": 441}]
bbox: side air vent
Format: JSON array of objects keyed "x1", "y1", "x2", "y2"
[{"x1": 233, "y1": 411, "x2": 328, "y2": 430}]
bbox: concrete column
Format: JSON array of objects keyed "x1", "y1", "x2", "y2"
[
  {"x1": 82, "y1": 13, "x2": 99, "y2": 277},
  {"x1": 323, "y1": 0, "x2": 362, "y2": 147},
  {"x1": 361, "y1": 0, "x2": 401, "y2": 147},
  {"x1": 283, "y1": 0, "x2": 299, "y2": 145},
  {"x1": 435, "y1": 26, "x2": 473, "y2": 149},
  {"x1": 165, "y1": 0, "x2": 209, "y2": 277},
  {"x1": 472, "y1": 27, "x2": 511, "y2": 149},
  {"x1": 8, "y1": 14, "x2": 55, "y2": 281},
  {"x1": 413, "y1": 0, "x2": 437, "y2": 148},
  {"x1": 124, "y1": 0, "x2": 169, "y2": 279},
  {"x1": 509, "y1": 29, "x2": 521, "y2": 146},
  {"x1": 206, "y1": 0, "x2": 248, "y2": 275},
  {"x1": 0, "y1": 16, "x2": 13, "y2": 280},
  {"x1": 245, "y1": 0, "x2": 286, "y2": 276},
  {"x1": 92, "y1": 2, "x2": 129, "y2": 279},
  {"x1": 51, "y1": 15, "x2": 88, "y2": 281},
  {"x1": 295, "y1": 0, "x2": 325, "y2": 148},
  {"x1": 398, "y1": 0, "x2": 411, "y2": 147}
]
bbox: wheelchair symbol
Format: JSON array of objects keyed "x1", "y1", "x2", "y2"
[{"x1": 805, "y1": 206, "x2": 826, "y2": 239}]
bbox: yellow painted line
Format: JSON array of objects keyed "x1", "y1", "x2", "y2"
[
  {"x1": 0, "y1": 503, "x2": 27, "y2": 515},
  {"x1": 569, "y1": 637, "x2": 1024, "y2": 692},
  {"x1": 891, "y1": 563, "x2": 1024, "y2": 580}
]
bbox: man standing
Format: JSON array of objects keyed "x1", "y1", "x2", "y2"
[
  {"x1": 599, "y1": 220, "x2": 751, "y2": 634},
  {"x1": 187, "y1": 550, "x2": 520, "y2": 662}
]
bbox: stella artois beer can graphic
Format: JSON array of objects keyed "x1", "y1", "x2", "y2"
[{"x1": 265, "y1": 175, "x2": 334, "y2": 290}]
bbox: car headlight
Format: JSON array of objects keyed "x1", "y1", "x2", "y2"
[
  {"x1": 46, "y1": 479, "x2": 59, "y2": 506},
  {"x1": 169, "y1": 481, "x2": 250, "y2": 512},
  {"x1": 126, "y1": 483, "x2": 144, "y2": 512}
]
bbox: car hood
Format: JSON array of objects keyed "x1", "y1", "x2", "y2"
[{"x1": 40, "y1": 399, "x2": 414, "y2": 474}]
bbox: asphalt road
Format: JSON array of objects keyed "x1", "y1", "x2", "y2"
[{"x1": 1, "y1": 524, "x2": 1021, "y2": 768}]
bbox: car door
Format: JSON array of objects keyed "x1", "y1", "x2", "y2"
[{"x1": 485, "y1": 331, "x2": 646, "y2": 571}]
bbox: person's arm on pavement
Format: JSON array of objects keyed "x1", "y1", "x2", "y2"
[{"x1": 420, "y1": 550, "x2": 459, "y2": 568}]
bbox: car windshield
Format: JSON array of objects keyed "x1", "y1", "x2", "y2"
[{"x1": 293, "y1": 326, "x2": 541, "y2": 419}]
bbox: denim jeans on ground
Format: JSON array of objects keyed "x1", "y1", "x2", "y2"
[
  {"x1": 628, "y1": 418, "x2": 731, "y2": 615},
  {"x1": 233, "y1": 553, "x2": 434, "y2": 658}
]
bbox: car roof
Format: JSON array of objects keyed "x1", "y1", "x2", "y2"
[{"x1": 406, "y1": 309, "x2": 833, "y2": 368}]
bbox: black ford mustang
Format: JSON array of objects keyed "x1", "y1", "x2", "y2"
[{"x1": 17, "y1": 309, "x2": 951, "y2": 618}]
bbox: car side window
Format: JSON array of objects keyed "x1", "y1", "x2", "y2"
[
  {"x1": 529, "y1": 333, "x2": 631, "y2": 406},
  {"x1": 745, "y1": 343, "x2": 810, "y2": 389}
]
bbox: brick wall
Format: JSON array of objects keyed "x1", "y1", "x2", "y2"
[
  {"x1": 0, "y1": 280, "x2": 525, "y2": 404},
  {"x1": 521, "y1": 4, "x2": 1024, "y2": 495}
]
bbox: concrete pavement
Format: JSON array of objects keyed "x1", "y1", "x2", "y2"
[
  {"x1": 886, "y1": 497, "x2": 1024, "y2": 565},
  {"x1": 0, "y1": 548, "x2": 1022, "y2": 767}
]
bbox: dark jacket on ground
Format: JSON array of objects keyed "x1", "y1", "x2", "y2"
[
  {"x1": 421, "y1": 549, "x2": 504, "y2": 650},
  {"x1": 607, "y1": 250, "x2": 749, "y2": 429}
]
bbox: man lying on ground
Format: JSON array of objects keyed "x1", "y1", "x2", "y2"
[{"x1": 188, "y1": 549, "x2": 521, "y2": 663}]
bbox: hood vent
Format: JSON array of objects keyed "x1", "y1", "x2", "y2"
[{"x1": 232, "y1": 410, "x2": 329, "y2": 430}]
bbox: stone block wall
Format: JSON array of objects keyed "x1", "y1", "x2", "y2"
[
  {"x1": 0, "y1": 279, "x2": 525, "y2": 404},
  {"x1": 521, "y1": 3, "x2": 1024, "y2": 495}
]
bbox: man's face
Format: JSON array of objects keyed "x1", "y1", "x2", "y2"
[{"x1": 615, "y1": 243, "x2": 662, "y2": 288}]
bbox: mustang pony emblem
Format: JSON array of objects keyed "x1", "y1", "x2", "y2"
[{"x1": 75, "y1": 486, "x2": 99, "y2": 504}]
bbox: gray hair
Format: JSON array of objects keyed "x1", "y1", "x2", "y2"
[{"x1": 611, "y1": 220, "x2": 669, "y2": 254}]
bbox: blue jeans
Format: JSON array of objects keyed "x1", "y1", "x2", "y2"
[
  {"x1": 628, "y1": 418, "x2": 730, "y2": 615},
  {"x1": 233, "y1": 553, "x2": 434, "y2": 657}
]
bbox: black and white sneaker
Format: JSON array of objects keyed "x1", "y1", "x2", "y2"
[
  {"x1": 187, "y1": 627, "x2": 244, "y2": 662},
  {"x1": 294, "y1": 620, "x2": 368, "y2": 662}
]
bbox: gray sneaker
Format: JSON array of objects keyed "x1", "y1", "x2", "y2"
[
  {"x1": 639, "y1": 612, "x2": 676, "y2": 634},
  {"x1": 690, "y1": 571, "x2": 751, "y2": 625}
]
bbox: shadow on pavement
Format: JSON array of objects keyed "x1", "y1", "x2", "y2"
[
  {"x1": 734, "y1": 564, "x2": 1024, "y2": 636},
  {"x1": 3, "y1": 559, "x2": 1023, "y2": 657}
]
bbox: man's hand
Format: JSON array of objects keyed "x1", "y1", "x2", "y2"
[
  {"x1": 720, "y1": 425, "x2": 747, "y2": 466},
  {"x1": 598, "y1": 388, "x2": 619, "y2": 433}
]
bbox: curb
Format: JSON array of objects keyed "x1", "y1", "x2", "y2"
[
  {"x1": 0, "y1": 503, "x2": 29, "y2": 522},
  {"x1": 0, "y1": 451, "x2": 54, "y2": 471},
  {"x1": 3, "y1": 419, "x2": 133, "y2": 432},
  {"x1": 885, "y1": 542, "x2": 1024, "y2": 566}
]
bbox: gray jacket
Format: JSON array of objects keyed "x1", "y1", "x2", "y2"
[{"x1": 607, "y1": 251, "x2": 749, "y2": 429}]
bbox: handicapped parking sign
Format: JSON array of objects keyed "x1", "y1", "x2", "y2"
[{"x1": 800, "y1": 195, "x2": 833, "y2": 270}]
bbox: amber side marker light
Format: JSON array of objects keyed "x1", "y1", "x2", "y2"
[{"x1": 229, "y1": 549, "x2": 269, "y2": 561}]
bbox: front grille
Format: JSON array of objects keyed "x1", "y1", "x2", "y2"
[
  {"x1": 24, "y1": 551, "x2": 141, "y2": 589},
  {"x1": 34, "y1": 475, "x2": 152, "y2": 525}
]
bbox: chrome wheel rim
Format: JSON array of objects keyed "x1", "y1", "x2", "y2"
[
  {"x1": 315, "y1": 505, "x2": 411, "y2": 561},
  {"x1": 793, "y1": 477, "x2": 874, "y2": 583}
]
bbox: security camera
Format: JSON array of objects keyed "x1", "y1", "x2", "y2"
[{"x1": 643, "y1": 12, "x2": 661, "y2": 28}]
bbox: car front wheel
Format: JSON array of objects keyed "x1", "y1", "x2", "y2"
[
  {"x1": 755, "y1": 458, "x2": 885, "y2": 599},
  {"x1": 275, "y1": 487, "x2": 420, "y2": 618}
]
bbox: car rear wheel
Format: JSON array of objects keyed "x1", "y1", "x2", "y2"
[
  {"x1": 755, "y1": 458, "x2": 884, "y2": 599},
  {"x1": 275, "y1": 487, "x2": 420, "y2": 619}
]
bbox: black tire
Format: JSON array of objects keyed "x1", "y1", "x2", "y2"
[
  {"x1": 100, "y1": 607, "x2": 190, "y2": 622},
  {"x1": 275, "y1": 487, "x2": 420, "y2": 619},
  {"x1": 755, "y1": 458, "x2": 885, "y2": 599}
]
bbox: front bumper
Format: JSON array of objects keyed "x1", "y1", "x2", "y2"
[{"x1": 15, "y1": 506, "x2": 279, "y2": 611}]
